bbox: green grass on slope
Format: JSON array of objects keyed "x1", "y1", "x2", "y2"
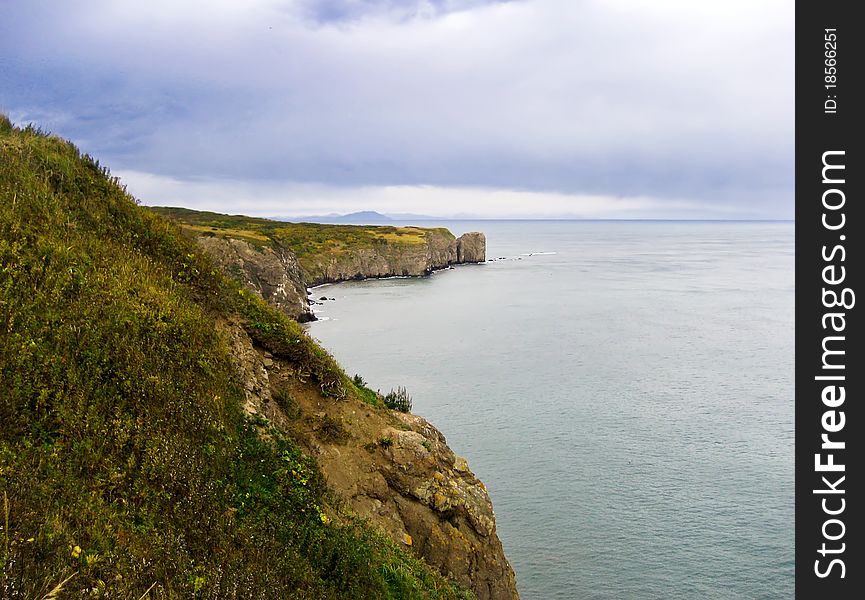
[{"x1": 0, "y1": 115, "x2": 471, "y2": 599}]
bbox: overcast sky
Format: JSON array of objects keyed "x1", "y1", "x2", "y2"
[{"x1": 1, "y1": 0, "x2": 793, "y2": 219}]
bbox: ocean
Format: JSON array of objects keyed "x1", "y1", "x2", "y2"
[{"x1": 305, "y1": 220, "x2": 794, "y2": 600}]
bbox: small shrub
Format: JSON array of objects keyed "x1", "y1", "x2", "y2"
[
  {"x1": 317, "y1": 415, "x2": 348, "y2": 444},
  {"x1": 352, "y1": 374, "x2": 366, "y2": 387},
  {"x1": 383, "y1": 387, "x2": 412, "y2": 413},
  {"x1": 250, "y1": 413, "x2": 269, "y2": 427},
  {"x1": 273, "y1": 387, "x2": 301, "y2": 420},
  {"x1": 378, "y1": 436, "x2": 394, "y2": 449}
]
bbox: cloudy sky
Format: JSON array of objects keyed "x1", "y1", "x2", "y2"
[{"x1": 1, "y1": 0, "x2": 793, "y2": 219}]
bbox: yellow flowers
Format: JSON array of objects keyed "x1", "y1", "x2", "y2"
[
  {"x1": 289, "y1": 467, "x2": 310, "y2": 486},
  {"x1": 320, "y1": 513, "x2": 331, "y2": 525},
  {"x1": 70, "y1": 544, "x2": 101, "y2": 565}
]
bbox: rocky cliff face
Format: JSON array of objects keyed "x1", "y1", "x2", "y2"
[
  {"x1": 196, "y1": 236, "x2": 316, "y2": 322},
  {"x1": 194, "y1": 230, "x2": 486, "y2": 321},
  {"x1": 303, "y1": 231, "x2": 486, "y2": 286},
  {"x1": 192, "y1": 227, "x2": 517, "y2": 598},
  {"x1": 223, "y1": 319, "x2": 519, "y2": 599},
  {"x1": 375, "y1": 414, "x2": 517, "y2": 599}
]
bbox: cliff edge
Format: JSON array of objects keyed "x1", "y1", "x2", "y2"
[
  {"x1": 229, "y1": 320, "x2": 518, "y2": 599},
  {"x1": 297, "y1": 229, "x2": 486, "y2": 286}
]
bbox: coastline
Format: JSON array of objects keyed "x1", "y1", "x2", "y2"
[
  {"x1": 305, "y1": 261, "x2": 482, "y2": 294},
  {"x1": 141, "y1": 207, "x2": 520, "y2": 597}
]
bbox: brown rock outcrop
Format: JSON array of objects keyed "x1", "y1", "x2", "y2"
[
  {"x1": 221, "y1": 320, "x2": 519, "y2": 599},
  {"x1": 457, "y1": 232, "x2": 486, "y2": 263},
  {"x1": 377, "y1": 414, "x2": 517, "y2": 599},
  {"x1": 196, "y1": 236, "x2": 315, "y2": 322}
]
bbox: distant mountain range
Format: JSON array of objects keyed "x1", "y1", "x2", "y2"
[
  {"x1": 268, "y1": 211, "x2": 787, "y2": 224},
  {"x1": 272, "y1": 211, "x2": 447, "y2": 224}
]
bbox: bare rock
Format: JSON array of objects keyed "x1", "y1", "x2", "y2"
[
  {"x1": 308, "y1": 245, "x2": 433, "y2": 284},
  {"x1": 196, "y1": 235, "x2": 315, "y2": 321},
  {"x1": 426, "y1": 232, "x2": 458, "y2": 267},
  {"x1": 375, "y1": 413, "x2": 518, "y2": 599},
  {"x1": 219, "y1": 320, "x2": 272, "y2": 416},
  {"x1": 456, "y1": 232, "x2": 486, "y2": 263},
  {"x1": 303, "y1": 229, "x2": 486, "y2": 285},
  {"x1": 267, "y1": 369, "x2": 519, "y2": 599}
]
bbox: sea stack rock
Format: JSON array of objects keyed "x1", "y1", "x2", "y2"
[{"x1": 456, "y1": 232, "x2": 486, "y2": 263}]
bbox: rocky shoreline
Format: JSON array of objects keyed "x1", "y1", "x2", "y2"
[{"x1": 197, "y1": 229, "x2": 486, "y2": 322}]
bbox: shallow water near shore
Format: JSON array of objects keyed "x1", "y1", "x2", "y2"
[{"x1": 306, "y1": 220, "x2": 794, "y2": 600}]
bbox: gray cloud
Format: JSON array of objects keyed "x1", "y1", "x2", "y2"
[
  {"x1": 294, "y1": 0, "x2": 516, "y2": 24},
  {"x1": 1, "y1": 0, "x2": 793, "y2": 218}
]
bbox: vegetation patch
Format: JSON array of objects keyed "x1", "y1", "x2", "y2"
[
  {"x1": 384, "y1": 387, "x2": 414, "y2": 413},
  {"x1": 180, "y1": 223, "x2": 270, "y2": 243},
  {"x1": 317, "y1": 415, "x2": 350, "y2": 444},
  {"x1": 273, "y1": 387, "x2": 302, "y2": 420},
  {"x1": 351, "y1": 374, "x2": 382, "y2": 407}
]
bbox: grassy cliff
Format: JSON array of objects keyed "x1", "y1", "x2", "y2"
[
  {"x1": 150, "y1": 207, "x2": 456, "y2": 285},
  {"x1": 0, "y1": 115, "x2": 472, "y2": 598}
]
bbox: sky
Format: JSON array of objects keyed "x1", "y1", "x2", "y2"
[{"x1": 0, "y1": 0, "x2": 793, "y2": 219}]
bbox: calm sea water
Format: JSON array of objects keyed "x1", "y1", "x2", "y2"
[{"x1": 306, "y1": 221, "x2": 794, "y2": 600}]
